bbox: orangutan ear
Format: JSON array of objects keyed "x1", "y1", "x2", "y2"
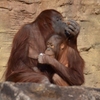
[{"x1": 60, "y1": 43, "x2": 65, "y2": 50}]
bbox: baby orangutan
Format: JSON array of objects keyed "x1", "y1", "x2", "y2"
[{"x1": 38, "y1": 34, "x2": 69, "y2": 86}]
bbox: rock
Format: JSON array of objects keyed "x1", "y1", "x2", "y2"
[{"x1": 0, "y1": 82, "x2": 100, "y2": 100}]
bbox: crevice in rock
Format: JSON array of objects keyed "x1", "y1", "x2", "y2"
[
  {"x1": 0, "y1": 7, "x2": 12, "y2": 11},
  {"x1": 80, "y1": 46, "x2": 92, "y2": 52},
  {"x1": 80, "y1": 43, "x2": 100, "y2": 52},
  {"x1": 14, "y1": 0, "x2": 41, "y2": 5}
]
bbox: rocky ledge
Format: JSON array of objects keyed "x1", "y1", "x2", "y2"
[{"x1": 0, "y1": 82, "x2": 100, "y2": 100}]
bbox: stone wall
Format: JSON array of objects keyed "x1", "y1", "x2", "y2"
[{"x1": 0, "y1": 0, "x2": 100, "y2": 87}]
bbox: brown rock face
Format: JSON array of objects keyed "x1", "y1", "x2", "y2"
[{"x1": 0, "y1": 0, "x2": 100, "y2": 87}]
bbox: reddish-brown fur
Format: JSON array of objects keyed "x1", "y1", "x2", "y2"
[
  {"x1": 38, "y1": 34, "x2": 84, "y2": 86},
  {"x1": 5, "y1": 9, "x2": 64, "y2": 82},
  {"x1": 58, "y1": 35, "x2": 85, "y2": 85},
  {"x1": 58, "y1": 34, "x2": 85, "y2": 85},
  {"x1": 5, "y1": 9, "x2": 84, "y2": 86}
]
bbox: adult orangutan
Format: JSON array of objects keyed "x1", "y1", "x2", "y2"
[
  {"x1": 5, "y1": 9, "x2": 84, "y2": 85},
  {"x1": 38, "y1": 33, "x2": 84, "y2": 86}
]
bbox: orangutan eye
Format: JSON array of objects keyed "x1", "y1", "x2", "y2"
[
  {"x1": 56, "y1": 18, "x2": 60, "y2": 21},
  {"x1": 51, "y1": 44, "x2": 54, "y2": 48},
  {"x1": 47, "y1": 42, "x2": 54, "y2": 48},
  {"x1": 47, "y1": 42, "x2": 50, "y2": 45}
]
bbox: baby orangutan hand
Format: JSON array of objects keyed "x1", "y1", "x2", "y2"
[
  {"x1": 38, "y1": 53, "x2": 55, "y2": 64},
  {"x1": 38, "y1": 53, "x2": 45, "y2": 64},
  {"x1": 38, "y1": 53, "x2": 51, "y2": 64}
]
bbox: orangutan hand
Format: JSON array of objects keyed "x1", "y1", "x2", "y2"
[{"x1": 65, "y1": 20, "x2": 80, "y2": 37}]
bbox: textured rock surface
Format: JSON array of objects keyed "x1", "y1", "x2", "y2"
[
  {"x1": 0, "y1": 0, "x2": 100, "y2": 87},
  {"x1": 0, "y1": 82, "x2": 100, "y2": 100}
]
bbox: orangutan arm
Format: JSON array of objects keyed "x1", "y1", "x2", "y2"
[
  {"x1": 38, "y1": 53, "x2": 84, "y2": 86},
  {"x1": 38, "y1": 53, "x2": 69, "y2": 86}
]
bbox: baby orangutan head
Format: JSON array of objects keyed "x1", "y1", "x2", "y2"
[{"x1": 45, "y1": 34, "x2": 67, "y2": 59}]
